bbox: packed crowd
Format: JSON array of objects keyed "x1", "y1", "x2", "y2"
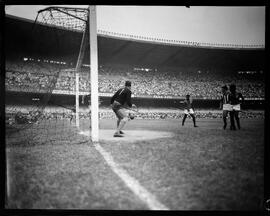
[{"x1": 6, "y1": 60, "x2": 264, "y2": 99}]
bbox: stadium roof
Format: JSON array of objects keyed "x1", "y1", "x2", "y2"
[{"x1": 5, "y1": 15, "x2": 265, "y2": 70}]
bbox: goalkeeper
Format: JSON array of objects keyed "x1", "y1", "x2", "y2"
[{"x1": 110, "y1": 81, "x2": 135, "y2": 137}]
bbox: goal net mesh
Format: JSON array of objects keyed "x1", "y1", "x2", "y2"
[
  {"x1": 37, "y1": 7, "x2": 88, "y2": 31},
  {"x1": 5, "y1": 7, "x2": 92, "y2": 146}
]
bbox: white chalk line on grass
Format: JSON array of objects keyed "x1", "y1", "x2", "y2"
[
  {"x1": 93, "y1": 142, "x2": 169, "y2": 210},
  {"x1": 6, "y1": 152, "x2": 10, "y2": 200}
]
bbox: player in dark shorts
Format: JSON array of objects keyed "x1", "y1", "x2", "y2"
[
  {"x1": 69, "y1": 108, "x2": 75, "y2": 124},
  {"x1": 220, "y1": 85, "x2": 231, "y2": 129},
  {"x1": 228, "y1": 84, "x2": 244, "y2": 130},
  {"x1": 182, "y1": 94, "x2": 198, "y2": 127},
  {"x1": 111, "y1": 81, "x2": 134, "y2": 137}
]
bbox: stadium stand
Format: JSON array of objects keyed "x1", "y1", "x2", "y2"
[
  {"x1": 5, "y1": 15, "x2": 265, "y2": 123},
  {"x1": 6, "y1": 60, "x2": 265, "y2": 99}
]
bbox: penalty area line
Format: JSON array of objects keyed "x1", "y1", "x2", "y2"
[{"x1": 93, "y1": 142, "x2": 169, "y2": 210}]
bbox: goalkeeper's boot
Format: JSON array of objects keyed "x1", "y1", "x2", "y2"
[
  {"x1": 119, "y1": 131, "x2": 124, "y2": 134},
  {"x1": 114, "y1": 132, "x2": 124, "y2": 137}
]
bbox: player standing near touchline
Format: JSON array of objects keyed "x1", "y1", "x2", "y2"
[
  {"x1": 182, "y1": 94, "x2": 198, "y2": 127},
  {"x1": 111, "y1": 81, "x2": 135, "y2": 137},
  {"x1": 220, "y1": 85, "x2": 231, "y2": 129},
  {"x1": 228, "y1": 84, "x2": 244, "y2": 130}
]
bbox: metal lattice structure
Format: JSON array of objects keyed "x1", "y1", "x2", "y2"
[{"x1": 35, "y1": 7, "x2": 89, "y2": 32}]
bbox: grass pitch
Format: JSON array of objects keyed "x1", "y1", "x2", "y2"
[{"x1": 5, "y1": 117, "x2": 264, "y2": 210}]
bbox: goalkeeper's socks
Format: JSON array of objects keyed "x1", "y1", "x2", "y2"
[
  {"x1": 182, "y1": 114, "x2": 187, "y2": 125},
  {"x1": 236, "y1": 119, "x2": 241, "y2": 129},
  {"x1": 191, "y1": 115, "x2": 196, "y2": 127}
]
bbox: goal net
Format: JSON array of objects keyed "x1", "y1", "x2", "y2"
[{"x1": 5, "y1": 6, "x2": 97, "y2": 146}]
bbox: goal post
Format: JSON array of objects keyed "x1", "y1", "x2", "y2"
[
  {"x1": 89, "y1": 6, "x2": 99, "y2": 142},
  {"x1": 75, "y1": 15, "x2": 89, "y2": 128}
]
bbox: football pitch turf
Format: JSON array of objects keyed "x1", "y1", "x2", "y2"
[{"x1": 5, "y1": 118, "x2": 264, "y2": 210}]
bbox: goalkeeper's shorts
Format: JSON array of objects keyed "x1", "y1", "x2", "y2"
[
  {"x1": 184, "y1": 108, "x2": 194, "y2": 115},
  {"x1": 112, "y1": 101, "x2": 127, "y2": 119},
  {"x1": 223, "y1": 104, "x2": 233, "y2": 111},
  {"x1": 232, "y1": 104, "x2": 241, "y2": 111}
]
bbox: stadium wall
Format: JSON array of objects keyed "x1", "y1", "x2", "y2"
[{"x1": 5, "y1": 91, "x2": 264, "y2": 110}]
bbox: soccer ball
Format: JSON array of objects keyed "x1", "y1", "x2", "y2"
[{"x1": 129, "y1": 112, "x2": 135, "y2": 120}]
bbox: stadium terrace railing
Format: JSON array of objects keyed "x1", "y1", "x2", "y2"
[
  {"x1": 22, "y1": 11, "x2": 264, "y2": 50},
  {"x1": 47, "y1": 90, "x2": 266, "y2": 100},
  {"x1": 97, "y1": 30, "x2": 264, "y2": 49}
]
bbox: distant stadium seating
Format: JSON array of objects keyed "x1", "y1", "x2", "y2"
[{"x1": 5, "y1": 60, "x2": 264, "y2": 99}]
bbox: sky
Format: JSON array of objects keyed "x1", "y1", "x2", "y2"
[{"x1": 5, "y1": 5, "x2": 265, "y2": 46}]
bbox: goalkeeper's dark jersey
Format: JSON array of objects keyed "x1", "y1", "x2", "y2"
[{"x1": 111, "y1": 87, "x2": 132, "y2": 107}]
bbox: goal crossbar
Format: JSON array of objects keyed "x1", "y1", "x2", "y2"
[
  {"x1": 36, "y1": 6, "x2": 89, "y2": 32},
  {"x1": 37, "y1": 6, "x2": 89, "y2": 14}
]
